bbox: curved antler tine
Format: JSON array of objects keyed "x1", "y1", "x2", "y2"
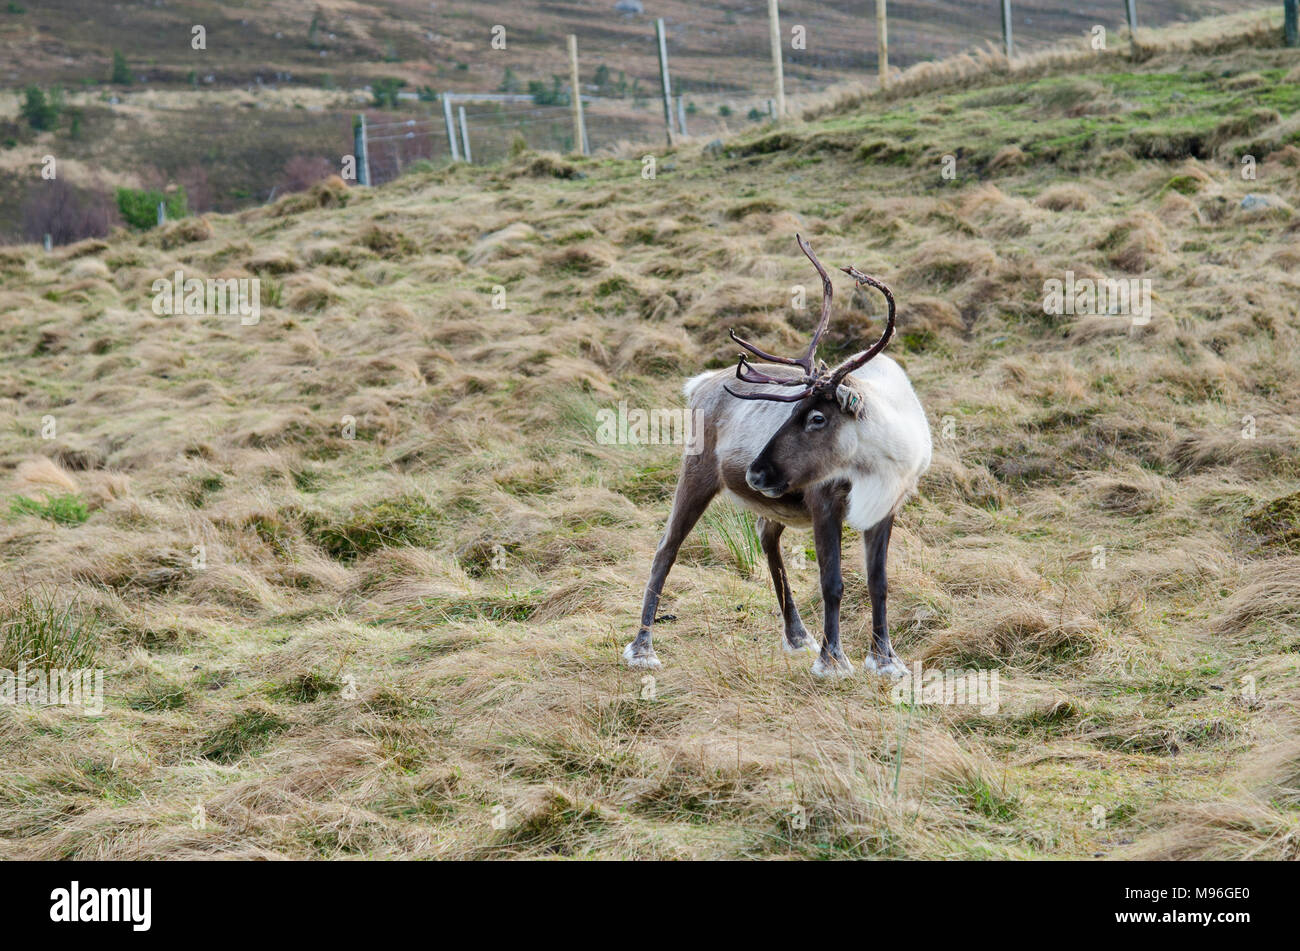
[
  {"x1": 728, "y1": 328, "x2": 803, "y2": 367},
  {"x1": 830, "y1": 266, "x2": 896, "y2": 385},
  {"x1": 735, "y1": 356, "x2": 809, "y2": 387},
  {"x1": 795, "y1": 233, "x2": 834, "y2": 372},
  {"x1": 724, "y1": 383, "x2": 812, "y2": 402}
]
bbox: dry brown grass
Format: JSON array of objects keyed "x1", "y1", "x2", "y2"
[{"x1": 0, "y1": 8, "x2": 1297, "y2": 861}]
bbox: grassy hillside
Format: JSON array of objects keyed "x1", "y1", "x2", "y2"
[
  {"x1": 1, "y1": 0, "x2": 1270, "y2": 91},
  {"x1": 1, "y1": 8, "x2": 1298, "y2": 859},
  {"x1": 0, "y1": 0, "x2": 1276, "y2": 234}
]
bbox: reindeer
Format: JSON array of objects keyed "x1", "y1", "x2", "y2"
[{"x1": 625, "y1": 235, "x2": 931, "y2": 678}]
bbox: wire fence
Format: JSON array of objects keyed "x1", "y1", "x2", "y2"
[{"x1": 351, "y1": 0, "x2": 1281, "y2": 185}]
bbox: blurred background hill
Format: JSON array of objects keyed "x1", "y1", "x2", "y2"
[{"x1": 0, "y1": 1, "x2": 1276, "y2": 238}]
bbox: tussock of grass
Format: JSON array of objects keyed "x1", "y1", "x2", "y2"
[
  {"x1": 0, "y1": 589, "x2": 99, "y2": 670},
  {"x1": 303, "y1": 495, "x2": 441, "y2": 562},
  {"x1": 701, "y1": 503, "x2": 763, "y2": 579},
  {"x1": 199, "y1": 706, "x2": 290, "y2": 764}
]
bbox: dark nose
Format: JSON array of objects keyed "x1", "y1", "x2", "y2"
[{"x1": 746, "y1": 461, "x2": 787, "y2": 498}]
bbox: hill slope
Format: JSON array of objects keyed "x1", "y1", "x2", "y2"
[
  {"x1": 0, "y1": 9, "x2": 1298, "y2": 859},
  {"x1": 1, "y1": 0, "x2": 1273, "y2": 90},
  {"x1": 0, "y1": 0, "x2": 1277, "y2": 233}
]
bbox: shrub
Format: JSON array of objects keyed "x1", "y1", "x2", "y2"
[
  {"x1": 20, "y1": 86, "x2": 60, "y2": 131},
  {"x1": 21, "y1": 179, "x2": 116, "y2": 245},
  {"x1": 110, "y1": 49, "x2": 131, "y2": 84},
  {"x1": 371, "y1": 77, "x2": 406, "y2": 108},
  {"x1": 280, "y1": 154, "x2": 333, "y2": 194},
  {"x1": 528, "y1": 76, "x2": 568, "y2": 106},
  {"x1": 115, "y1": 185, "x2": 187, "y2": 230}
]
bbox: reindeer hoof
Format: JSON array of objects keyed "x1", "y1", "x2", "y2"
[
  {"x1": 811, "y1": 653, "x2": 854, "y2": 679},
  {"x1": 861, "y1": 654, "x2": 908, "y2": 679},
  {"x1": 623, "y1": 642, "x2": 662, "y2": 669},
  {"x1": 782, "y1": 633, "x2": 819, "y2": 655}
]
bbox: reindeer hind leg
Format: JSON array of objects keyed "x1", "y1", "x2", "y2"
[{"x1": 625, "y1": 453, "x2": 719, "y2": 668}]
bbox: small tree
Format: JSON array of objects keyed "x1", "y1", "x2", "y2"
[
  {"x1": 22, "y1": 179, "x2": 116, "y2": 245},
  {"x1": 280, "y1": 155, "x2": 333, "y2": 193},
  {"x1": 528, "y1": 76, "x2": 568, "y2": 106},
  {"x1": 371, "y1": 77, "x2": 405, "y2": 108},
  {"x1": 20, "y1": 86, "x2": 61, "y2": 131},
  {"x1": 110, "y1": 50, "x2": 132, "y2": 85}
]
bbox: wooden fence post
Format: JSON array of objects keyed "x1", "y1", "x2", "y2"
[
  {"x1": 354, "y1": 114, "x2": 370, "y2": 185},
  {"x1": 442, "y1": 95, "x2": 461, "y2": 162},
  {"x1": 768, "y1": 0, "x2": 785, "y2": 117},
  {"x1": 1001, "y1": 0, "x2": 1013, "y2": 59},
  {"x1": 654, "y1": 18, "x2": 675, "y2": 146},
  {"x1": 676, "y1": 95, "x2": 688, "y2": 136},
  {"x1": 567, "y1": 34, "x2": 588, "y2": 156},
  {"x1": 157, "y1": 201, "x2": 166, "y2": 226},
  {"x1": 458, "y1": 106, "x2": 472, "y2": 163},
  {"x1": 1125, "y1": 0, "x2": 1138, "y2": 46},
  {"x1": 877, "y1": 0, "x2": 889, "y2": 88},
  {"x1": 1287, "y1": 0, "x2": 1299, "y2": 47}
]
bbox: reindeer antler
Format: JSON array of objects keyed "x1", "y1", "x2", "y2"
[
  {"x1": 723, "y1": 236, "x2": 895, "y2": 404},
  {"x1": 829, "y1": 265, "x2": 895, "y2": 387}
]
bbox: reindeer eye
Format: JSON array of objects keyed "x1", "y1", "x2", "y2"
[{"x1": 806, "y1": 411, "x2": 827, "y2": 430}]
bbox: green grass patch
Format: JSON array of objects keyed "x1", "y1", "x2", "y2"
[{"x1": 8, "y1": 492, "x2": 89, "y2": 525}]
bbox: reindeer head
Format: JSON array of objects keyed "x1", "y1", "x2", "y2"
[{"x1": 726, "y1": 235, "x2": 896, "y2": 498}]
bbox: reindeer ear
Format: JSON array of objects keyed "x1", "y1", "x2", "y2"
[{"x1": 835, "y1": 382, "x2": 866, "y2": 418}]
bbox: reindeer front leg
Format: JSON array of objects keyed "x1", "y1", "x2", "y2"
[
  {"x1": 860, "y1": 514, "x2": 907, "y2": 678},
  {"x1": 809, "y1": 484, "x2": 853, "y2": 678},
  {"x1": 758, "y1": 517, "x2": 818, "y2": 654}
]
